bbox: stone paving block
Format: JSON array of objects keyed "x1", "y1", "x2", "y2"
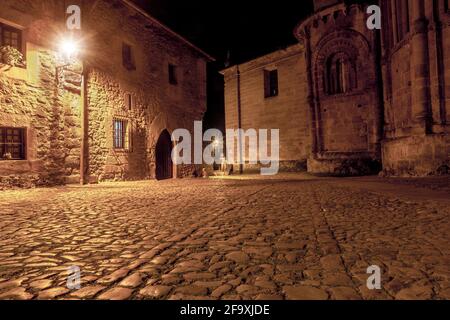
[{"x1": 0, "y1": 177, "x2": 448, "y2": 300}]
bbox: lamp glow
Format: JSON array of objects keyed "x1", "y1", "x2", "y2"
[{"x1": 59, "y1": 38, "x2": 79, "y2": 61}]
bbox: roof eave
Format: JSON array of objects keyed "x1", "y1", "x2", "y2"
[{"x1": 121, "y1": 0, "x2": 215, "y2": 62}]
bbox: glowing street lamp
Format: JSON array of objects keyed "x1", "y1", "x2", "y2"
[
  {"x1": 59, "y1": 38, "x2": 79, "y2": 61},
  {"x1": 212, "y1": 138, "x2": 220, "y2": 158},
  {"x1": 57, "y1": 37, "x2": 80, "y2": 67},
  {"x1": 55, "y1": 34, "x2": 87, "y2": 186}
]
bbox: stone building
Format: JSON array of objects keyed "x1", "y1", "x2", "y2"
[
  {"x1": 0, "y1": 0, "x2": 212, "y2": 188},
  {"x1": 222, "y1": 44, "x2": 310, "y2": 172},
  {"x1": 222, "y1": 0, "x2": 450, "y2": 176}
]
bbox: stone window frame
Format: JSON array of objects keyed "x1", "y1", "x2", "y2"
[
  {"x1": 323, "y1": 52, "x2": 357, "y2": 96},
  {"x1": 0, "y1": 21, "x2": 23, "y2": 53},
  {"x1": 122, "y1": 42, "x2": 136, "y2": 71},
  {"x1": 264, "y1": 68, "x2": 279, "y2": 98},
  {"x1": 112, "y1": 117, "x2": 132, "y2": 152},
  {"x1": 168, "y1": 63, "x2": 178, "y2": 85},
  {"x1": 124, "y1": 92, "x2": 135, "y2": 111},
  {"x1": 0, "y1": 127, "x2": 27, "y2": 160},
  {"x1": 313, "y1": 30, "x2": 371, "y2": 100}
]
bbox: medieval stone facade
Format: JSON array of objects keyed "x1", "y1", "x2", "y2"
[
  {"x1": 222, "y1": 0, "x2": 450, "y2": 176},
  {"x1": 378, "y1": 0, "x2": 450, "y2": 176},
  {"x1": 0, "y1": 0, "x2": 211, "y2": 188},
  {"x1": 223, "y1": 44, "x2": 311, "y2": 172}
]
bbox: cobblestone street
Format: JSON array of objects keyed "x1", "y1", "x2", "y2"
[{"x1": 0, "y1": 174, "x2": 449, "y2": 300}]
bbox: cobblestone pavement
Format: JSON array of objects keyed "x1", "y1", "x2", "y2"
[{"x1": 0, "y1": 174, "x2": 449, "y2": 300}]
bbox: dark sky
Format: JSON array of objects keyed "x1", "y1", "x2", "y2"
[
  {"x1": 133, "y1": 0, "x2": 314, "y2": 63},
  {"x1": 131, "y1": 0, "x2": 315, "y2": 130}
]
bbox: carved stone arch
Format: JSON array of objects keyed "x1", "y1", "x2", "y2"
[
  {"x1": 314, "y1": 29, "x2": 372, "y2": 58},
  {"x1": 148, "y1": 113, "x2": 178, "y2": 180},
  {"x1": 323, "y1": 51, "x2": 357, "y2": 94},
  {"x1": 313, "y1": 29, "x2": 372, "y2": 97}
]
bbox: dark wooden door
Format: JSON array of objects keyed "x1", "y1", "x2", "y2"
[{"x1": 155, "y1": 130, "x2": 173, "y2": 180}]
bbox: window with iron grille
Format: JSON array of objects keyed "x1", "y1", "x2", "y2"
[
  {"x1": 264, "y1": 69, "x2": 278, "y2": 98},
  {"x1": 0, "y1": 23, "x2": 22, "y2": 53},
  {"x1": 113, "y1": 119, "x2": 130, "y2": 150},
  {"x1": 169, "y1": 64, "x2": 178, "y2": 85},
  {"x1": 0, "y1": 127, "x2": 26, "y2": 160}
]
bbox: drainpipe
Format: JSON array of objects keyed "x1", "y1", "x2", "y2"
[
  {"x1": 80, "y1": 1, "x2": 90, "y2": 185},
  {"x1": 80, "y1": 62, "x2": 88, "y2": 185},
  {"x1": 236, "y1": 65, "x2": 243, "y2": 174}
]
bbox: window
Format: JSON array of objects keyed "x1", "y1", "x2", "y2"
[
  {"x1": 168, "y1": 64, "x2": 177, "y2": 85},
  {"x1": 327, "y1": 57, "x2": 346, "y2": 94},
  {"x1": 125, "y1": 93, "x2": 133, "y2": 111},
  {"x1": 122, "y1": 43, "x2": 135, "y2": 70},
  {"x1": 0, "y1": 23, "x2": 22, "y2": 53},
  {"x1": 264, "y1": 69, "x2": 278, "y2": 98},
  {"x1": 113, "y1": 119, "x2": 130, "y2": 150},
  {"x1": 394, "y1": 0, "x2": 410, "y2": 43},
  {"x1": 324, "y1": 53, "x2": 356, "y2": 95},
  {"x1": 0, "y1": 127, "x2": 26, "y2": 160}
]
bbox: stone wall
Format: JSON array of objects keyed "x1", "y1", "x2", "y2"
[
  {"x1": 0, "y1": 42, "x2": 82, "y2": 188},
  {"x1": 295, "y1": 3, "x2": 383, "y2": 175},
  {"x1": 381, "y1": 134, "x2": 450, "y2": 176},
  {"x1": 0, "y1": 0, "x2": 209, "y2": 188},
  {"x1": 222, "y1": 0, "x2": 449, "y2": 177},
  {"x1": 380, "y1": 0, "x2": 450, "y2": 176},
  {"x1": 84, "y1": 0, "x2": 208, "y2": 182},
  {"x1": 222, "y1": 44, "x2": 311, "y2": 173},
  {"x1": 222, "y1": 2, "x2": 383, "y2": 176}
]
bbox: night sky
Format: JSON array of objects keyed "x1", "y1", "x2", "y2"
[
  {"x1": 130, "y1": 0, "x2": 315, "y2": 131},
  {"x1": 132, "y1": 0, "x2": 314, "y2": 64}
]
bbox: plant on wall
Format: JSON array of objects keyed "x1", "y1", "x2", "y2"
[{"x1": 0, "y1": 45, "x2": 26, "y2": 68}]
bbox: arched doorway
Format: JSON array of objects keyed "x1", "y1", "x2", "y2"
[{"x1": 155, "y1": 130, "x2": 173, "y2": 180}]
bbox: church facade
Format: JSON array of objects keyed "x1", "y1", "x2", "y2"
[
  {"x1": 222, "y1": 0, "x2": 450, "y2": 176},
  {"x1": 0, "y1": 0, "x2": 212, "y2": 188}
]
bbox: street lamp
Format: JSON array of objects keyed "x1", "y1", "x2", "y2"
[
  {"x1": 59, "y1": 38, "x2": 79, "y2": 62},
  {"x1": 57, "y1": 37, "x2": 80, "y2": 69},
  {"x1": 56, "y1": 35, "x2": 87, "y2": 186},
  {"x1": 212, "y1": 139, "x2": 221, "y2": 171}
]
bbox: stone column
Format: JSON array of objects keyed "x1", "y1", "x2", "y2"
[
  {"x1": 303, "y1": 28, "x2": 319, "y2": 156},
  {"x1": 410, "y1": 0, "x2": 431, "y2": 134}
]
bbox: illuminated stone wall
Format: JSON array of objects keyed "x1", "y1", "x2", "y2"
[
  {"x1": 0, "y1": 0, "x2": 208, "y2": 188},
  {"x1": 84, "y1": 0, "x2": 207, "y2": 181},
  {"x1": 0, "y1": 44, "x2": 82, "y2": 188}
]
